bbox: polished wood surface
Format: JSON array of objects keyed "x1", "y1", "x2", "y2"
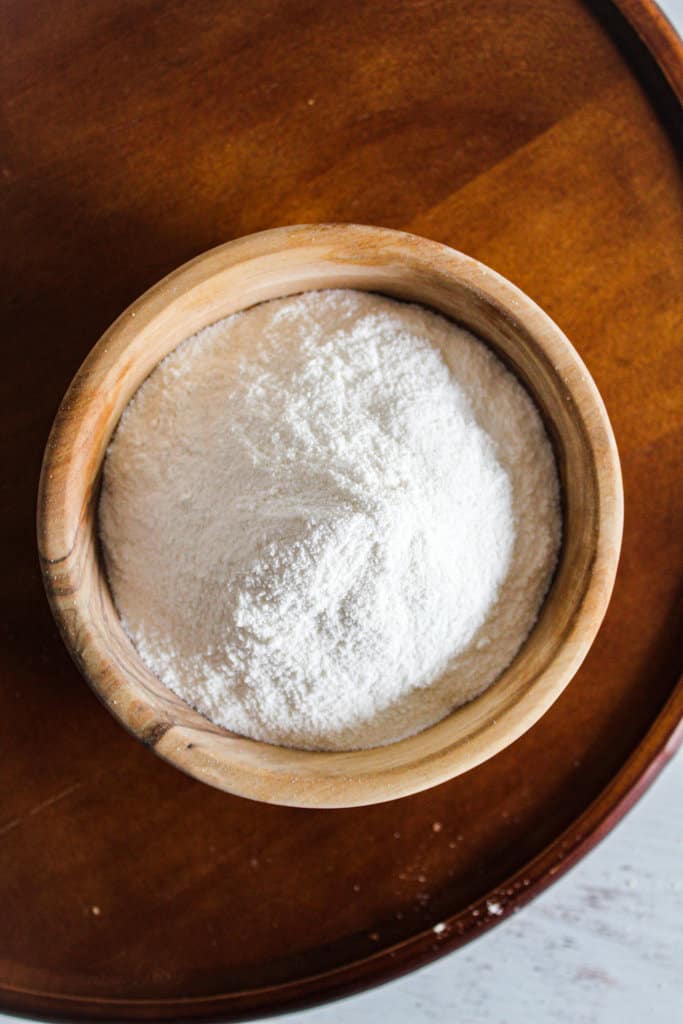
[
  {"x1": 37, "y1": 224, "x2": 624, "y2": 807},
  {"x1": 3, "y1": 0, "x2": 683, "y2": 1019}
]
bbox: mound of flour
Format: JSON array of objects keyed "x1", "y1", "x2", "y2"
[{"x1": 99, "y1": 290, "x2": 560, "y2": 750}]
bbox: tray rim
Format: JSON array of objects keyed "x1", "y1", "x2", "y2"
[
  {"x1": 1, "y1": 686, "x2": 682, "y2": 1024},
  {"x1": 3, "y1": 0, "x2": 682, "y2": 1019}
]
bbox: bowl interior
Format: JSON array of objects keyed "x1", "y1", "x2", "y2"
[{"x1": 39, "y1": 226, "x2": 621, "y2": 806}]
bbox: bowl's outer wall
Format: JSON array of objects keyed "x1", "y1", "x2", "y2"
[{"x1": 37, "y1": 225, "x2": 623, "y2": 807}]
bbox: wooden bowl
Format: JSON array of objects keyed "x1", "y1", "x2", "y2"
[{"x1": 37, "y1": 224, "x2": 623, "y2": 808}]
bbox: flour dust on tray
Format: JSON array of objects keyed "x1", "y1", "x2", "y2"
[{"x1": 99, "y1": 290, "x2": 561, "y2": 750}]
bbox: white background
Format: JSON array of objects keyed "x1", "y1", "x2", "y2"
[{"x1": 3, "y1": 2, "x2": 682, "y2": 1022}]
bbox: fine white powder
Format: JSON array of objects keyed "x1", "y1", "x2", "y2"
[{"x1": 99, "y1": 290, "x2": 561, "y2": 751}]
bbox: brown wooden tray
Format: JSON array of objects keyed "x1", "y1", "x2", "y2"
[{"x1": 2, "y1": 0, "x2": 682, "y2": 1020}]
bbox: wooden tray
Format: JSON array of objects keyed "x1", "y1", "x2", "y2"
[{"x1": 2, "y1": 0, "x2": 682, "y2": 1019}]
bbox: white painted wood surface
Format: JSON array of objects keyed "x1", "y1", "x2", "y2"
[
  {"x1": 276, "y1": 750, "x2": 683, "y2": 1024},
  {"x1": 2, "y1": 3, "x2": 681, "y2": 1022}
]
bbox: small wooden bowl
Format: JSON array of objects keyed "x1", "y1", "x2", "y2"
[{"x1": 37, "y1": 224, "x2": 623, "y2": 808}]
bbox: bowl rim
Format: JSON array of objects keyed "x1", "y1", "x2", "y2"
[{"x1": 36, "y1": 223, "x2": 624, "y2": 807}]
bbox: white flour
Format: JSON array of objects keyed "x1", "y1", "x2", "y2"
[{"x1": 99, "y1": 290, "x2": 561, "y2": 750}]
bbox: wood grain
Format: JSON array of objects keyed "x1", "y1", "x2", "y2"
[
  {"x1": 1, "y1": 0, "x2": 682, "y2": 1020},
  {"x1": 36, "y1": 224, "x2": 624, "y2": 807}
]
